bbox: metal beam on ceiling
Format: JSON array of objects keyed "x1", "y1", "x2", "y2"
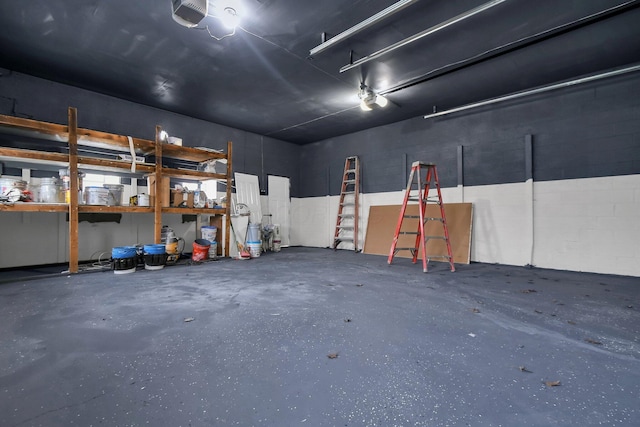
[
  {"x1": 339, "y1": 0, "x2": 508, "y2": 73},
  {"x1": 422, "y1": 63, "x2": 640, "y2": 119},
  {"x1": 308, "y1": 0, "x2": 421, "y2": 58},
  {"x1": 380, "y1": 0, "x2": 640, "y2": 96}
]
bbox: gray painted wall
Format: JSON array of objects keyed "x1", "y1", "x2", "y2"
[
  {"x1": 0, "y1": 70, "x2": 300, "y2": 197},
  {"x1": 299, "y1": 72, "x2": 640, "y2": 197},
  {"x1": 2, "y1": 69, "x2": 639, "y2": 200}
]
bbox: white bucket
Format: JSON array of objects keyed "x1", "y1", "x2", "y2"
[
  {"x1": 247, "y1": 242, "x2": 261, "y2": 258},
  {"x1": 273, "y1": 239, "x2": 281, "y2": 252},
  {"x1": 209, "y1": 241, "x2": 218, "y2": 260},
  {"x1": 103, "y1": 184, "x2": 124, "y2": 206},
  {"x1": 138, "y1": 193, "x2": 149, "y2": 206},
  {"x1": 85, "y1": 187, "x2": 110, "y2": 205},
  {"x1": 247, "y1": 223, "x2": 261, "y2": 243},
  {"x1": 201, "y1": 225, "x2": 217, "y2": 243}
]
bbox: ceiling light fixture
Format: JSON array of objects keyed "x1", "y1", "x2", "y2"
[
  {"x1": 171, "y1": 0, "x2": 208, "y2": 28},
  {"x1": 211, "y1": 0, "x2": 242, "y2": 30},
  {"x1": 359, "y1": 84, "x2": 388, "y2": 111}
]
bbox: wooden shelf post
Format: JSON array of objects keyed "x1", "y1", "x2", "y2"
[{"x1": 68, "y1": 107, "x2": 79, "y2": 273}]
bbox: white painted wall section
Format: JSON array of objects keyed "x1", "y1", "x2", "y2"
[
  {"x1": 533, "y1": 175, "x2": 640, "y2": 277},
  {"x1": 268, "y1": 175, "x2": 291, "y2": 247},
  {"x1": 464, "y1": 182, "x2": 531, "y2": 266},
  {"x1": 2, "y1": 175, "x2": 638, "y2": 276},
  {"x1": 288, "y1": 175, "x2": 640, "y2": 277}
]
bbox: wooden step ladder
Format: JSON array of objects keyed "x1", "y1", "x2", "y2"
[
  {"x1": 333, "y1": 156, "x2": 360, "y2": 251},
  {"x1": 388, "y1": 162, "x2": 455, "y2": 272}
]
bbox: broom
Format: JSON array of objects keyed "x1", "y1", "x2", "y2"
[{"x1": 230, "y1": 218, "x2": 251, "y2": 259}]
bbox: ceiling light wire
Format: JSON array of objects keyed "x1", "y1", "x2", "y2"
[
  {"x1": 204, "y1": 24, "x2": 236, "y2": 41},
  {"x1": 237, "y1": 25, "x2": 352, "y2": 88},
  {"x1": 264, "y1": 105, "x2": 361, "y2": 136}
]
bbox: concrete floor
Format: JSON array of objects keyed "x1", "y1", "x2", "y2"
[{"x1": 0, "y1": 248, "x2": 638, "y2": 427}]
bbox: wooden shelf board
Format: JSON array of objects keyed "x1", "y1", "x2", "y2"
[
  {"x1": 78, "y1": 205, "x2": 155, "y2": 214},
  {"x1": 0, "y1": 115, "x2": 68, "y2": 140},
  {"x1": 0, "y1": 147, "x2": 69, "y2": 165},
  {"x1": 78, "y1": 157, "x2": 156, "y2": 175},
  {"x1": 77, "y1": 128, "x2": 155, "y2": 155},
  {"x1": 161, "y1": 144, "x2": 227, "y2": 163},
  {"x1": 162, "y1": 168, "x2": 226, "y2": 181},
  {"x1": 162, "y1": 207, "x2": 226, "y2": 215},
  {"x1": 0, "y1": 203, "x2": 68, "y2": 212}
]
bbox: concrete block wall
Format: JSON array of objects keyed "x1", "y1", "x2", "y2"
[
  {"x1": 533, "y1": 175, "x2": 640, "y2": 277},
  {"x1": 290, "y1": 173, "x2": 640, "y2": 276},
  {"x1": 294, "y1": 72, "x2": 640, "y2": 277}
]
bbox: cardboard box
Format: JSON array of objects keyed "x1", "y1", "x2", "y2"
[
  {"x1": 147, "y1": 175, "x2": 170, "y2": 207},
  {"x1": 171, "y1": 190, "x2": 194, "y2": 208}
]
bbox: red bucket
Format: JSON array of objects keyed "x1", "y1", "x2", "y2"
[{"x1": 192, "y1": 239, "x2": 211, "y2": 261}]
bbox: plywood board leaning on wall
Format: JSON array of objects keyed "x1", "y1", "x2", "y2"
[{"x1": 363, "y1": 203, "x2": 473, "y2": 264}]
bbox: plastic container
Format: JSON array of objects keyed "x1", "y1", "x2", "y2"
[
  {"x1": 247, "y1": 223, "x2": 261, "y2": 243},
  {"x1": 85, "y1": 186, "x2": 110, "y2": 205},
  {"x1": 137, "y1": 193, "x2": 149, "y2": 207},
  {"x1": 272, "y1": 224, "x2": 281, "y2": 252},
  {"x1": 143, "y1": 244, "x2": 167, "y2": 270},
  {"x1": 111, "y1": 246, "x2": 138, "y2": 275},
  {"x1": 192, "y1": 238, "x2": 211, "y2": 262},
  {"x1": 103, "y1": 184, "x2": 124, "y2": 206},
  {"x1": 112, "y1": 246, "x2": 138, "y2": 259},
  {"x1": 247, "y1": 241, "x2": 261, "y2": 258},
  {"x1": 143, "y1": 244, "x2": 166, "y2": 255},
  {"x1": 0, "y1": 178, "x2": 27, "y2": 193},
  {"x1": 59, "y1": 169, "x2": 85, "y2": 203},
  {"x1": 201, "y1": 225, "x2": 217, "y2": 244},
  {"x1": 1, "y1": 178, "x2": 28, "y2": 202},
  {"x1": 39, "y1": 178, "x2": 64, "y2": 203},
  {"x1": 209, "y1": 241, "x2": 218, "y2": 260}
]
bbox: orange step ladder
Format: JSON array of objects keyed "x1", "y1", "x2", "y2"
[
  {"x1": 388, "y1": 162, "x2": 455, "y2": 272},
  {"x1": 333, "y1": 156, "x2": 360, "y2": 251}
]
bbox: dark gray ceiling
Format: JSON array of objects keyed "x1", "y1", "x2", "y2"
[{"x1": 1, "y1": 0, "x2": 639, "y2": 144}]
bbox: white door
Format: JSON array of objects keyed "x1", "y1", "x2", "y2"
[
  {"x1": 268, "y1": 175, "x2": 290, "y2": 247},
  {"x1": 234, "y1": 172, "x2": 262, "y2": 225}
]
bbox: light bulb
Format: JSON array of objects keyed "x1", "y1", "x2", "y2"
[
  {"x1": 219, "y1": 6, "x2": 239, "y2": 29},
  {"x1": 375, "y1": 94, "x2": 388, "y2": 108},
  {"x1": 360, "y1": 100, "x2": 372, "y2": 111},
  {"x1": 213, "y1": 0, "x2": 242, "y2": 29}
]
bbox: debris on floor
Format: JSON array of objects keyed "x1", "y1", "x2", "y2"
[
  {"x1": 327, "y1": 352, "x2": 339, "y2": 359},
  {"x1": 519, "y1": 366, "x2": 532, "y2": 373},
  {"x1": 585, "y1": 338, "x2": 602, "y2": 345},
  {"x1": 184, "y1": 317, "x2": 195, "y2": 322},
  {"x1": 545, "y1": 380, "x2": 561, "y2": 387}
]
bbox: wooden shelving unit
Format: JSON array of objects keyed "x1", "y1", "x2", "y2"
[{"x1": 0, "y1": 107, "x2": 233, "y2": 273}]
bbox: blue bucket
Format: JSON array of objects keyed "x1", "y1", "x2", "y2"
[
  {"x1": 112, "y1": 246, "x2": 137, "y2": 259},
  {"x1": 144, "y1": 244, "x2": 166, "y2": 255}
]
